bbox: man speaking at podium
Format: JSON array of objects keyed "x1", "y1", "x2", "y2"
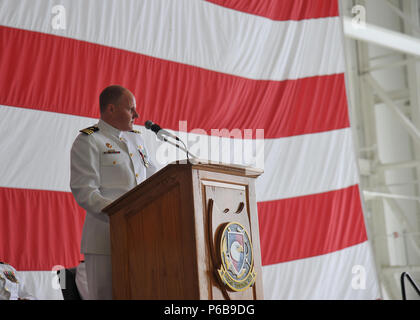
[{"x1": 70, "y1": 85, "x2": 158, "y2": 299}]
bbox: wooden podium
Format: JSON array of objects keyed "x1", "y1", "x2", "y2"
[{"x1": 103, "y1": 161, "x2": 264, "y2": 300}]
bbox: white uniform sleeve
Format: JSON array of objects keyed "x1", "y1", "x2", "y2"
[{"x1": 70, "y1": 134, "x2": 113, "y2": 218}]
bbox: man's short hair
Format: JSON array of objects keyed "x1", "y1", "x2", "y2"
[{"x1": 99, "y1": 85, "x2": 127, "y2": 114}]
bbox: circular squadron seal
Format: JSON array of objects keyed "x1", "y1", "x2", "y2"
[{"x1": 217, "y1": 222, "x2": 256, "y2": 292}]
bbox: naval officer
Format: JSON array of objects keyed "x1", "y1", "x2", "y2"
[{"x1": 70, "y1": 85, "x2": 158, "y2": 299}]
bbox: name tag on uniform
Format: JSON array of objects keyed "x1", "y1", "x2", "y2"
[{"x1": 103, "y1": 149, "x2": 121, "y2": 154}]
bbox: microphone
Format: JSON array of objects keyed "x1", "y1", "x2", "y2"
[
  {"x1": 144, "y1": 120, "x2": 179, "y2": 141},
  {"x1": 144, "y1": 120, "x2": 198, "y2": 161}
]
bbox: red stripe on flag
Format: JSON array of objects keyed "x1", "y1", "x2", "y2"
[
  {"x1": 0, "y1": 26, "x2": 349, "y2": 139},
  {"x1": 0, "y1": 187, "x2": 85, "y2": 271},
  {"x1": 206, "y1": 0, "x2": 339, "y2": 21},
  {"x1": 258, "y1": 185, "x2": 368, "y2": 266},
  {"x1": 0, "y1": 185, "x2": 367, "y2": 270}
]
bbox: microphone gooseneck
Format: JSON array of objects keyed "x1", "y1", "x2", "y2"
[{"x1": 144, "y1": 120, "x2": 198, "y2": 161}]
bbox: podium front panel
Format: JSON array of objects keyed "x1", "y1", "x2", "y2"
[{"x1": 192, "y1": 168, "x2": 264, "y2": 300}]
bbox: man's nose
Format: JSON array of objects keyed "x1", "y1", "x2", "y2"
[{"x1": 133, "y1": 110, "x2": 139, "y2": 119}]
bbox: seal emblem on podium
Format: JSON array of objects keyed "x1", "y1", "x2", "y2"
[{"x1": 217, "y1": 222, "x2": 256, "y2": 292}]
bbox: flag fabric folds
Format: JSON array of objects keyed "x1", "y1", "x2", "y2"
[{"x1": 0, "y1": 0, "x2": 380, "y2": 299}]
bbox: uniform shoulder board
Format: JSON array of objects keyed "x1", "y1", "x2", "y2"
[
  {"x1": 80, "y1": 126, "x2": 99, "y2": 135},
  {"x1": 130, "y1": 129, "x2": 141, "y2": 134}
]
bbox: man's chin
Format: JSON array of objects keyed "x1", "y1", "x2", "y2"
[{"x1": 124, "y1": 122, "x2": 133, "y2": 131}]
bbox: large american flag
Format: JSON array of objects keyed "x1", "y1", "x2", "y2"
[{"x1": 0, "y1": 0, "x2": 380, "y2": 299}]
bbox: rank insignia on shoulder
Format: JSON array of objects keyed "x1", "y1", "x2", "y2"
[
  {"x1": 80, "y1": 126, "x2": 99, "y2": 135},
  {"x1": 130, "y1": 129, "x2": 141, "y2": 134}
]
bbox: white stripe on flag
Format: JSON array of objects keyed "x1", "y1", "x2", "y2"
[
  {"x1": 0, "y1": 105, "x2": 358, "y2": 201},
  {"x1": 258, "y1": 129, "x2": 359, "y2": 202},
  {"x1": 17, "y1": 271, "x2": 64, "y2": 300},
  {"x1": 0, "y1": 0, "x2": 344, "y2": 81},
  {"x1": 262, "y1": 241, "x2": 381, "y2": 299}
]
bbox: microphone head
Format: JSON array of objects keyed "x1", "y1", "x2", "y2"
[
  {"x1": 145, "y1": 120, "x2": 161, "y2": 134},
  {"x1": 144, "y1": 120, "x2": 154, "y2": 129}
]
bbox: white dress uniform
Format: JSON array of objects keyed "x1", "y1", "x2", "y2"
[
  {"x1": 70, "y1": 119, "x2": 157, "y2": 299},
  {"x1": 0, "y1": 263, "x2": 37, "y2": 300},
  {"x1": 75, "y1": 261, "x2": 89, "y2": 300}
]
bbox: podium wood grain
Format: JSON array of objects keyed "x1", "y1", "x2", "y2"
[{"x1": 104, "y1": 162, "x2": 264, "y2": 300}]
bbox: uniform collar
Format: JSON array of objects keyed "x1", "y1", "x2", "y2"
[{"x1": 98, "y1": 119, "x2": 123, "y2": 138}]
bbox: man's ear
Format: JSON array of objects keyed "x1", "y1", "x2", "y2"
[{"x1": 107, "y1": 104, "x2": 116, "y2": 114}]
